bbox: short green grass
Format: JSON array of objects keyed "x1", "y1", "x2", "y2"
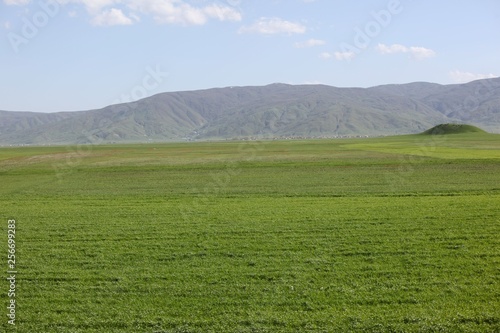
[{"x1": 1, "y1": 133, "x2": 499, "y2": 332}]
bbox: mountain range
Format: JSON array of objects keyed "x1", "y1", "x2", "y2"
[{"x1": 1, "y1": 77, "x2": 499, "y2": 145}]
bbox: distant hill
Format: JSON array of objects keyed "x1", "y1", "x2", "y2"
[
  {"x1": 1, "y1": 78, "x2": 499, "y2": 145},
  {"x1": 421, "y1": 124, "x2": 487, "y2": 135}
]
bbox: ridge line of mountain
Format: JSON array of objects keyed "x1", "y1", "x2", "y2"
[{"x1": 1, "y1": 78, "x2": 499, "y2": 145}]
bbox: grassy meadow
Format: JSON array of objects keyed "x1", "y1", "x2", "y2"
[{"x1": 1, "y1": 132, "x2": 499, "y2": 332}]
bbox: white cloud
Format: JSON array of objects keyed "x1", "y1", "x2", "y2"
[
  {"x1": 3, "y1": 21, "x2": 11, "y2": 29},
  {"x1": 239, "y1": 17, "x2": 306, "y2": 35},
  {"x1": 319, "y1": 52, "x2": 332, "y2": 59},
  {"x1": 6, "y1": 0, "x2": 241, "y2": 26},
  {"x1": 449, "y1": 70, "x2": 498, "y2": 83},
  {"x1": 62, "y1": 0, "x2": 119, "y2": 14},
  {"x1": 409, "y1": 46, "x2": 436, "y2": 60},
  {"x1": 204, "y1": 4, "x2": 241, "y2": 22},
  {"x1": 128, "y1": 0, "x2": 241, "y2": 25},
  {"x1": 128, "y1": 0, "x2": 201, "y2": 25},
  {"x1": 91, "y1": 7, "x2": 134, "y2": 26},
  {"x1": 334, "y1": 51, "x2": 355, "y2": 61},
  {"x1": 376, "y1": 43, "x2": 407, "y2": 54},
  {"x1": 294, "y1": 38, "x2": 325, "y2": 48},
  {"x1": 376, "y1": 43, "x2": 436, "y2": 60}
]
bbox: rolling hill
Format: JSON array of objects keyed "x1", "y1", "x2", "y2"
[
  {"x1": 421, "y1": 124, "x2": 487, "y2": 135},
  {"x1": 1, "y1": 78, "x2": 499, "y2": 145}
]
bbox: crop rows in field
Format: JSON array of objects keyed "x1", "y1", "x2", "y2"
[{"x1": 1, "y1": 135, "x2": 499, "y2": 332}]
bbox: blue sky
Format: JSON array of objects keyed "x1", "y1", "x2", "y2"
[{"x1": 1, "y1": 0, "x2": 499, "y2": 112}]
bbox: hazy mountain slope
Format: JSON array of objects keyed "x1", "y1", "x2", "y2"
[
  {"x1": 419, "y1": 78, "x2": 500, "y2": 131},
  {"x1": 0, "y1": 78, "x2": 499, "y2": 145},
  {"x1": 0, "y1": 111, "x2": 73, "y2": 142},
  {"x1": 199, "y1": 85, "x2": 448, "y2": 138},
  {"x1": 368, "y1": 82, "x2": 446, "y2": 100},
  {"x1": 369, "y1": 78, "x2": 500, "y2": 133}
]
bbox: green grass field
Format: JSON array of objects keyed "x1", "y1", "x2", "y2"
[{"x1": 1, "y1": 132, "x2": 499, "y2": 332}]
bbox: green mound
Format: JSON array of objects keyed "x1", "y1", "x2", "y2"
[{"x1": 422, "y1": 123, "x2": 487, "y2": 135}]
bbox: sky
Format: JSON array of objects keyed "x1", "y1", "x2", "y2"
[{"x1": 1, "y1": 0, "x2": 499, "y2": 112}]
